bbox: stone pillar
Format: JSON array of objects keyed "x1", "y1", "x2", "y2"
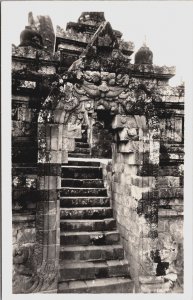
[
  {"x1": 111, "y1": 114, "x2": 161, "y2": 291},
  {"x1": 34, "y1": 166, "x2": 61, "y2": 293},
  {"x1": 33, "y1": 94, "x2": 82, "y2": 292},
  {"x1": 111, "y1": 111, "x2": 183, "y2": 293}
]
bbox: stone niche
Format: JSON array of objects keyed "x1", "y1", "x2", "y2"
[
  {"x1": 91, "y1": 110, "x2": 114, "y2": 158},
  {"x1": 12, "y1": 11, "x2": 184, "y2": 294}
]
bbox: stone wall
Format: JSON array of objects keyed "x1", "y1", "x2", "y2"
[
  {"x1": 12, "y1": 43, "x2": 61, "y2": 293},
  {"x1": 111, "y1": 115, "x2": 156, "y2": 292},
  {"x1": 12, "y1": 54, "x2": 39, "y2": 292},
  {"x1": 12, "y1": 168, "x2": 37, "y2": 293},
  {"x1": 111, "y1": 105, "x2": 184, "y2": 293}
]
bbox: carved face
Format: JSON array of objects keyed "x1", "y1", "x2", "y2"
[{"x1": 40, "y1": 70, "x2": 157, "y2": 124}]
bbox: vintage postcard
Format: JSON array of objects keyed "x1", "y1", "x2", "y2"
[{"x1": 1, "y1": 1, "x2": 193, "y2": 299}]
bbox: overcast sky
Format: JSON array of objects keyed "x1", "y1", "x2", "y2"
[{"x1": 3, "y1": 1, "x2": 193, "y2": 86}]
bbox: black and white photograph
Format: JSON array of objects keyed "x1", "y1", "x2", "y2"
[{"x1": 1, "y1": 1, "x2": 193, "y2": 298}]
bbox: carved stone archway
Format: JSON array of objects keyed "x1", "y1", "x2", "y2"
[{"x1": 33, "y1": 67, "x2": 166, "y2": 292}]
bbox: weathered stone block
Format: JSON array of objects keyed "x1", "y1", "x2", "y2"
[
  {"x1": 13, "y1": 107, "x2": 36, "y2": 122},
  {"x1": 67, "y1": 124, "x2": 82, "y2": 138},
  {"x1": 131, "y1": 176, "x2": 155, "y2": 188},
  {"x1": 139, "y1": 275, "x2": 164, "y2": 284},
  {"x1": 37, "y1": 201, "x2": 57, "y2": 215},
  {"x1": 38, "y1": 190, "x2": 58, "y2": 202},
  {"x1": 38, "y1": 164, "x2": 61, "y2": 176},
  {"x1": 40, "y1": 229, "x2": 57, "y2": 245},
  {"x1": 131, "y1": 185, "x2": 151, "y2": 201},
  {"x1": 168, "y1": 219, "x2": 183, "y2": 242},
  {"x1": 123, "y1": 164, "x2": 138, "y2": 175},
  {"x1": 122, "y1": 152, "x2": 143, "y2": 165},
  {"x1": 149, "y1": 140, "x2": 160, "y2": 165},
  {"x1": 12, "y1": 121, "x2": 37, "y2": 137},
  {"x1": 53, "y1": 109, "x2": 65, "y2": 123},
  {"x1": 39, "y1": 65, "x2": 56, "y2": 74},
  {"x1": 159, "y1": 165, "x2": 182, "y2": 177},
  {"x1": 159, "y1": 187, "x2": 183, "y2": 199},
  {"x1": 50, "y1": 151, "x2": 61, "y2": 163},
  {"x1": 112, "y1": 115, "x2": 137, "y2": 129},
  {"x1": 13, "y1": 228, "x2": 36, "y2": 244},
  {"x1": 39, "y1": 175, "x2": 61, "y2": 190},
  {"x1": 50, "y1": 125, "x2": 59, "y2": 150},
  {"x1": 114, "y1": 162, "x2": 124, "y2": 173},
  {"x1": 62, "y1": 138, "x2": 75, "y2": 151},
  {"x1": 36, "y1": 214, "x2": 57, "y2": 230},
  {"x1": 157, "y1": 176, "x2": 180, "y2": 187},
  {"x1": 160, "y1": 117, "x2": 183, "y2": 143},
  {"x1": 158, "y1": 218, "x2": 170, "y2": 232},
  {"x1": 134, "y1": 115, "x2": 147, "y2": 129},
  {"x1": 118, "y1": 128, "x2": 138, "y2": 141},
  {"x1": 174, "y1": 117, "x2": 183, "y2": 142},
  {"x1": 140, "y1": 281, "x2": 172, "y2": 293},
  {"x1": 61, "y1": 150, "x2": 68, "y2": 163},
  {"x1": 12, "y1": 175, "x2": 37, "y2": 189},
  {"x1": 114, "y1": 153, "x2": 124, "y2": 163},
  {"x1": 168, "y1": 153, "x2": 184, "y2": 160},
  {"x1": 118, "y1": 141, "x2": 144, "y2": 154},
  {"x1": 43, "y1": 244, "x2": 60, "y2": 260}
]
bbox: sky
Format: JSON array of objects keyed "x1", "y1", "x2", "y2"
[{"x1": 3, "y1": 1, "x2": 193, "y2": 86}]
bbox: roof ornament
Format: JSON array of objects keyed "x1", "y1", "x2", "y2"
[{"x1": 134, "y1": 36, "x2": 153, "y2": 65}]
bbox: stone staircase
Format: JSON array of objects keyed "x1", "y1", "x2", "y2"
[
  {"x1": 68, "y1": 126, "x2": 91, "y2": 158},
  {"x1": 58, "y1": 159, "x2": 134, "y2": 293}
]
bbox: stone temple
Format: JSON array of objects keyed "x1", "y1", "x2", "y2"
[{"x1": 12, "y1": 11, "x2": 184, "y2": 293}]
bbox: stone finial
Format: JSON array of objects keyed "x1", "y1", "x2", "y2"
[
  {"x1": 28, "y1": 12, "x2": 55, "y2": 53},
  {"x1": 19, "y1": 12, "x2": 55, "y2": 53},
  {"x1": 19, "y1": 26, "x2": 43, "y2": 49},
  {"x1": 134, "y1": 43, "x2": 153, "y2": 65}
]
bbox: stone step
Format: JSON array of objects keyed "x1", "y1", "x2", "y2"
[
  {"x1": 60, "y1": 207, "x2": 113, "y2": 219},
  {"x1": 59, "y1": 259, "x2": 129, "y2": 281},
  {"x1": 159, "y1": 203, "x2": 183, "y2": 211},
  {"x1": 158, "y1": 208, "x2": 183, "y2": 217},
  {"x1": 68, "y1": 153, "x2": 91, "y2": 158},
  {"x1": 75, "y1": 142, "x2": 90, "y2": 148},
  {"x1": 60, "y1": 244, "x2": 124, "y2": 261},
  {"x1": 60, "y1": 230, "x2": 119, "y2": 246},
  {"x1": 60, "y1": 187, "x2": 107, "y2": 197},
  {"x1": 61, "y1": 179, "x2": 104, "y2": 188},
  {"x1": 63, "y1": 160, "x2": 100, "y2": 167},
  {"x1": 75, "y1": 137, "x2": 88, "y2": 143},
  {"x1": 62, "y1": 166, "x2": 102, "y2": 179},
  {"x1": 58, "y1": 277, "x2": 134, "y2": 293},
  {"x1": 60, "y1": 197, "x2": 110, "y2": 208},
  {"x1": 72, "y1": 147, "x2": 90, "y2": 154},
  {"x1": 60, "y1": 218, "x2": 116, "y2": 232}
]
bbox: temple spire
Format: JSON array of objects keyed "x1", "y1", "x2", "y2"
[{"x1": 143, "y1": 35, "x2": 147, "y2": 47}]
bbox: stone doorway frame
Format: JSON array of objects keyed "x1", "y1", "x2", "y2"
[{"x1": 35, "y1": 70, "x2": 165, "y2": 292}]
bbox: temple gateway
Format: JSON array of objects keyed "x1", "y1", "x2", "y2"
[{"x1": 12, "y1": 11, "x2": 184, "y2": 293}]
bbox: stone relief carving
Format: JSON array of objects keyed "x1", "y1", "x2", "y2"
[
  {"x1": 39, "y1": 69, "x2": 162, "y2": 127},
  {"x1": 13, "y1": 244, "x2": 57, "y2": 293},
  {"x1": 13, "y1": 245, "x2": 40, "y2": 293}
]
